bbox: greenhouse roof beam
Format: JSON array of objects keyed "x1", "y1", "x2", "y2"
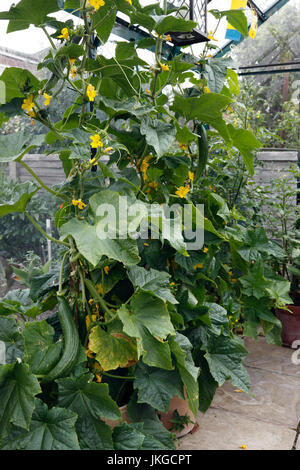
[{"x1": 247, "y1": 0, "x2": 267, "y2": 22}]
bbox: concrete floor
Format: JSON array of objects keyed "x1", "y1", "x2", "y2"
[{"x1": 179, "y1": 336, "x2": 300, "y2": 450}]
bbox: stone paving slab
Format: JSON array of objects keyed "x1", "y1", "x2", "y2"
[
  {"x1": 179, "y1": 408, "x2": 296, "y2": 450},
  {"x1": 244, "y1": 337, "x2": 300, "y2": 377},
  {"x1": 211, "y1": 368, "x2": 300, "y2": 428},
  {"x1": 179, "y1": 336, "x2": 300, "y2": 450}
]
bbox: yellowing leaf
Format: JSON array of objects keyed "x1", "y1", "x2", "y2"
[{"x1": 89, "y1": 325, "x2": 137, "y2": 371}]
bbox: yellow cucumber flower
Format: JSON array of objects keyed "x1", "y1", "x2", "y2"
[
  {"x1": 97, "y1": 283, "x2": 104, "y2": 295},
  {"x1": 193, "y1": 263, "x2": 203, "y2": 270},
  {"x1": 43, "y1": 93, "x2": 52, "y2": 106},
  {"x1": 178, "y1": 142, "x2": 187, "y2": 151},
  {"x1": 58, "y1": 28, "x2": 69, "y2": 41},
  {"x1": 90, "y1": 134, "x2": 103, "y2": 149},
  {"x1": 89, "y1": 157, "x2": 97, "y2": 166},
  {"x1": 208, "y1": 30, "x2": 218, "y2": 41},
  {"x1": 28, "y1": 109, "x2": 36, "y2": 119},
  {"x1": 87, "y1": 0, "x2": 105, "y2": 9},
  {"x1": 148, "y1": 181, "x2": 158, "y2": 190},
  {"x1": 160, "y1": 63, "x2": 169, "y2": 71},
  {"x1": 87, "y1": 84, "x2": 97, "y2": 102},
  {"x1": 70, "y1": 66, "x2": 77, "y2": 79},
  {"x1": 104, "y1": 266, "x2": 110, "y2": 275},
  {"x1": 22, "y1": 94, "x2": 35, "y2": 113},
  {"x1": 72, "y1": 199, "x2": 86, "y2": 210},
  {"x1": 175, "y1": 186, "x2": 190, "y2": 199}
]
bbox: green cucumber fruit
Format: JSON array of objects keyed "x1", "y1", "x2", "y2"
[
  {"x1": 42, "y1": 296, "x2": 80, "y2": 383},
  {"x1": 195, "y1": 123, "x2": 208, "y2": 181}
]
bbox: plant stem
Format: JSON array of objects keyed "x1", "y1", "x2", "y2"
[
  {"x1": 24, "y1": 211, "x2": 69, "y2": 247},
  {"x1": 84, "y1": 278, "x2": 114, "y2": 318},
  {"x1": 102, "y1": 311, "x2": 119, "y2": 325},
  {"x1": 19, "y1": 160, "x2": 69, "y2": 201},
  {"x1": 102, "y1": 372, "x2": 135, "y2": 380},
  {"x1": 58, "y1": 250, "x2": 70, "y2": 295},
  {"x1": 41, "y1": 26, "x2": 57, "y2": 50}
]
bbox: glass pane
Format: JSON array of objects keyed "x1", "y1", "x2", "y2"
[{"x1": 252, "y1": 0, "x2": 279, "y2": 12}]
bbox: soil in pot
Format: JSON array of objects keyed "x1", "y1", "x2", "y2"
[{"x1": 276, "y1": 305, "x2": 300, "y2": 347}]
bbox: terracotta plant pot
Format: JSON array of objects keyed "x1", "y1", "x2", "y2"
[
  {"x1": 104, "y1": 395, "x2": 196, "y2": 438},
  {"x1": 105, "y1": 404, "x2": 131, "y2": 429},
  {"x1": 275, "y1": 305, "x2": 300, "y2": 347},
  {"x1": 158, "y1": 394, "x2": 196, "y2": 438}
]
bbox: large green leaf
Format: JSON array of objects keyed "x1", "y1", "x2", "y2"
[
  {"x1": 172, "y1": 94, "x2": 232, "y2": 141},
  {"x1": 102, "y1": 97, "x2": 155, "y2": 118},
  {"x1": 0, "y1": 132, "x2": 45, "y2": 162},
  {"x1": 203, "y1": 57, "x2": 235, "y2": 94},
  {"x1": 0, "y1": 67, "x2": 40, "y2": 102},
  {"x1": 138, "y1": 419, "x2": 176, "y2": 450},
  {"x1": 265, "y1": 280, "x2": 293, "y2": 308},
  {"x1": 172, "y1": 93, "x2": 231, "y2": 121},
  {"x1": 204, "y1": 334, "x2": 250, "y2": 392},
  {"x1": 0, "y1": 181, "x2": 38, "y2": 217},
  {"x1": 89, "y1": 190, "x2": 148, "y2": 237},
  {"x1": 128, "y1": 266, "x2": 178, "y2": 304},
  {"x1": 1, "y1": 399, "x2": 80, "y2": 450},
  {"x1": 193, "y1": 349, "x2": 218, "y2": 413},
  {"x1": 55, "y1": 44, "x2": 85, "y2": 60},
  {"x1": 169, "y1": 333, "x2": 199, "y2": 417},
  {"x1": 243, "y1": 296, "x2": 281, "y2": 342},
  {"x1": 75, "y1": 415, "x2": 113, "y2": 450},
  {"x1": 205, "y1": 303, "x2": 229, "y2": 335},
  {"x1": 134, "y1": 362, "x2": 184, "y2": 413},
  {"x1": 0, "y1": 362, "x2": 41, "y2": 438},
  {"x1": 140, "y1": 118, "x2": 176, "y2": 158},
  {"x1": 23, "y1": 321, "x2": 63, "y2": 375},
  {"x1": 130, "y1": 11, "x2": 156, "y2": 32},
  {"x1": 210, "y1": 9, "x2": 248, "y2": 37},
  {"x1": 57, "y1": 372, "x2": 119, "y2": 449},
  {"x1": 227, "y1": 124, "x2": 262, "y2": 175},
  {"x1": 149, "y1": 204, "x2": 188, "y2": 255},
  {"x1": 0, "y1": 289, "x2": 42, "y2": 318},
  {"x1": 0, "y1": 317, "x2": 24, "y2": 365},
  {"x1": 128, "y1": 292, "x2": 175, "y2": 340},
  {"x1": 118, "y1": 295, "x2": 174, "y2": 370},
  {"x1": 113, "y1": 422, "x2": 145, "y2": 450},
  {"x1": 88, "y1": 325, "x2": 137, "y2": 371},
  {"x1": 57, "y1": 372, "x2": 121, "y2": 422},
  {"x1": 240, "y1": 258, "x2": 270, "y2": 299},
  {"x1": 0, "y1": 0, "x2": 60, "y2": 33},
  {"x1": 113, "y1": 417, "x2": 176, "y2": 450},
  {"x1": 94, "y1": 1, "x2": 116, "y2": 43},
  {"x1": 153, "y1": 15, "x2": 197, "y2": 35},
  {"x1": 236, "y1": 227, "x2": 284, "y2": 262},
  {"x1": 60, "y1": 218, "x2": 140, "y2": 267}
]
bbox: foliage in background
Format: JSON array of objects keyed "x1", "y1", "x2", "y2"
[
  {"x1": 0, "y1": 167, "x2": 58, "y2": 262},
  {"x1": 0, "y1": 0, "x2": 294, "y2": 451}
]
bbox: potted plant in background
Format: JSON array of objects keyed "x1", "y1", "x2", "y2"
[{"x1": 246, "y1": 164, "x2": 300, "y2": 347}]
